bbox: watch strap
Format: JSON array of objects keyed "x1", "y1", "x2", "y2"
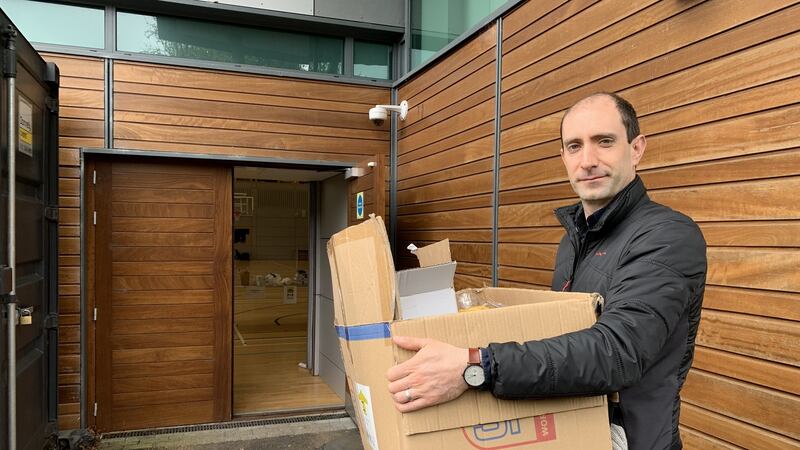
[{"x1": 468, "y1": 347, "x2": 481, "y2": 365}]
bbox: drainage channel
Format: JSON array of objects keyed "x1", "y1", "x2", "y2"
[{"x1": 101, "y1": 411, "x2": 351, "y2": 440}]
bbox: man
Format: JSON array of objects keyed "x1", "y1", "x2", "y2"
[{"x1": 386, "y1": 92, "x2": 707, "y2": 450}]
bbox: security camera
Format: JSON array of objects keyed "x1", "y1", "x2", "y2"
[{"x1": 368, "y1": 100, "x2": 408, "y2": 126}]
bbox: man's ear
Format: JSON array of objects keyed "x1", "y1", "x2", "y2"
[
  {"x1": 559, "y1": 146, "x2": 565, "y2": 163},
  {"x1": 630, "y1": 135, "x2": 646, "y2": 166}
]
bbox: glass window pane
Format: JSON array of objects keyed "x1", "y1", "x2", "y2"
[
  {"x1": 411, "y1": 0, "x2": 508, "y2": 69},
  {"x1": 117, "y1": 11, "x2": 344, "y2": 75},
  {"x1": 354, "y1": 40, "x2": 391, "y2": 79},
  {"x1": 0, "y1": 0, "x2": 104, "y2": 48}
]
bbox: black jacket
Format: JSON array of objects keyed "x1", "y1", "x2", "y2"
[{"x1": 485, "y1": 177, "x2": 707, "y2": 450}]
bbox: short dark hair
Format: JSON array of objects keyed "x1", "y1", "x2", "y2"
[{"x1": 560, "y1": 92, "x2": 640, "y2": 143}]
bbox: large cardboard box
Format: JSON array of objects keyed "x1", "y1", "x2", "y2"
[{"x1": 328, "y1": 216, "x2": 611, "y2": 450}]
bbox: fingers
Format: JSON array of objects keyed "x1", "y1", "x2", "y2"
[
  {"x1": 390, "y1": 387, "x2": 427, "y2": 413},
  {"x1": 392, "y1": 335, "x2": 427, "y2": 351}
]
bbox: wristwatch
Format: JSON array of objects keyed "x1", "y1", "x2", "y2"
[{"x1": 463, "y1": 347, "x2": 485, "y2": 388}]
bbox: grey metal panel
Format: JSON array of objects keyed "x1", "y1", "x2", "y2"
[
  {"x1": 317, "y1": 296, "x2": 344, "y2": 372},
  {"x1": 315, "y1": 0, "x2": 404, "y2": 28},
  {"x1": 319, "y1": 175, "x2": 348, "y2": 238},
  {"x1": 317, "y1": 351, "x2": 346, "y2": 401},
  {"x1": 79, "y1": 0, "x2": 403, "y2": 41},
  {"x1": 209, "y1": 0, "x2": 314, "y2": 15},
  {"x1": 317, "y1": 239, "x2": 334, "y2": 301},
  {"x1": 314, "y1": 173, "x2": 347, "y2": 397}
]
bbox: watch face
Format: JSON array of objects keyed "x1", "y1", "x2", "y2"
[{"x1": 464, "y1": 364, "x2": 485, "y2": 388}]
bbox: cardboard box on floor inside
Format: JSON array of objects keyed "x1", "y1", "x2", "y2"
[{"x1": 328, "y1": 216, "x2": 611, "y2": 450}]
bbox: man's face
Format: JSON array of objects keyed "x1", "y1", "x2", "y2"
[{"x1": 560, "y1": 96, "x2": 645, "y2": 216}]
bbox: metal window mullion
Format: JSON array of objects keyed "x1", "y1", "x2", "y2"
[
  {"x1": 344, "y1": 37, "x2": 354, "y2": 77},
  {"x1": 389, "y1": 88, "x2": 398, "y2": 260},
  {"x1": 491, "y1": 17, "x2": 503, "y2": 287}
]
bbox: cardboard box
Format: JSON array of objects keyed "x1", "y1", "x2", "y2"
[{"x1": 328, "y1": 216, "x2": 611, "y2": 450}]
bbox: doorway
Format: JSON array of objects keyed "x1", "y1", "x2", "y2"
[{"x1": 232, "y1": 167, "x2": 345, "y2": 415}]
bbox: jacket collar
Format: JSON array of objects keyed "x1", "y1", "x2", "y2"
[{"x1": 555, "y1": 176, "x2": 649, "y2": 237}]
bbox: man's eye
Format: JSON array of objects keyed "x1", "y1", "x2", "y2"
[
  {"x1": 567, "y1": 144, "x2": 581, "y2": 153},
  {"x1": 599, "y1": 139, "x2": 614, "y2": 146}
]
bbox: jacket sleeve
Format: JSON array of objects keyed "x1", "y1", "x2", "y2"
[{"x1": 486, "y1": 219, "x2": 706, "y2": 398}]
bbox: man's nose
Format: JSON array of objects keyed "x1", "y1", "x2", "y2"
[{"x1": 579, "y1": 144, "x2": 599, "y2": 169}]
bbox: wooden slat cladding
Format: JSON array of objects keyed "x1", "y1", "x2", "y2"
[
  {"x1": 112, "y1": 61, "x2": 389, "y2": 163},
  {"x1": 93, "y1": 160, "x2": 232, "y2": 432},
  {"x1": 394, "y1": 0, "x2": 800, "y2": 447},
  {"x1": 396, "y1": 24, "x2": 497, "y2": 287},
  {"x1": 497, "y1": 1, "x2": 800, "y2": 446},
  {"x1": 41, "y1": 53, "x2": 105, "y2": 431}
]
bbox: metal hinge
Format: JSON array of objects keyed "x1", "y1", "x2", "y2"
[
  {"x1": 45, "y1": 96, "x2": 58, "y2": 113},
  {"x1": 44, "y1": 206, "x2": 59, "y2": 222},
  {"x1": 93, "y1": 402, "x2": 98, "y2": 417},
  {"x1": 93, "y1": 211, "x2": 97, "y2": 225},
  {"x1": 93, "y1": 307, "x2": 97, "y2": 321},
  {"x1": 44, "y1": 313, "x2": 59, "y2": 329},
  {"x1": 93, "y1": 170, "x2": 96, "y2": 185}
]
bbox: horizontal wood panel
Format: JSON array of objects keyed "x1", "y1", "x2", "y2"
[
  {"x1": 111, "y1": 290, "x2": 214, "y2": 306},
  {"x1": 707, "y1": 247, "x2": 800, "y2": 292},
  {"x1": 113, "y1": 304, "x2": 214, "y2": 320},
  {"x1": 113, "y1": 346, "x2": 214, "y2": 364},
  {"x1": 112, "y1": 360, "x2": 215, "y2": 379},
  {"x1": 692, "y1": 346, "x2": 799, "y2": 395},
  {"x1": 112, "y1": 217, "x2": 215, "y2": 233},
  {"x1": 110, "y1": 401, "x2": 215, "y2": 431},
  {"x1": 112, "y1": 332, "x2": 214, "y2": 350},
  {"x1": 111, "y1": 232, "x2": 213, "y2": 247},
  {"x1": 112, "y1": 247, "x2": 215, "y2": 262},
  {"x1": 397, "y1": 208, "x2": 493, "y2": 230},
  {"x1": 681, "y1": 403, "x2": 799, "y2": 450},
  {"x1": 116, "y1": 110, "x2": 387, "y2": 141},
  {"x1": 111, "y1": 187, "x2": 214, "y2": 205},
  {"x1": 111, "y1": 202, "x2": 214, "y2": 219},
  {"x1": 115, "y1": 122, "x2": 387, "y2": 155},
  {"x1": 115, "y1": 62, "x2": 388, "y2": 104},
  {"x1": 113, "y1": 387, "x2": 214, "y2": 407},
  {"x1": 703, "y1": 285, "x2": 800, "y2": 321},
  {"x1": 497, "y1": 244, "x2": 558, "y2": 270},
  {"x1": 112, "y1": 172, "x2": 215, "y2": 190},
  {"x1": 111, "y1": 262, "x2": 214, "y2": 276},
  {"x1": 682, "y1": 369, "x2": 799, "y2": 440},
  {"x1": 679, "y1": 426, "x2": 739, "y2": 450},
  {"x1": 697, "y1": 310, "x2": 799, "y2": 366},
  {"x1": 112, "y1": 275, "x2": 214, "y2": 291},
  {"x1": 496, "y1": 266, "x2": 554, "y2": 287},
  {"x1": 114, "y1": 80, "x2": 375, "y2": 114},
  {"x1": 113, "y1": 373, "x2": 213, "y2": 394},
  {"x1": 113, "y1": 318, "x2": 215, "y2": 335}
]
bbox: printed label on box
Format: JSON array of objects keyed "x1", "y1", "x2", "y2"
[
  {"x1": 461, "y1": 414, "x2": 557, "y2": 449},
  {"x1": 355, "y1": 382, "x2": 379, "y2": 450},
  {"x1": 283, "y1": 285, "x2": 297, "y2": 304}
]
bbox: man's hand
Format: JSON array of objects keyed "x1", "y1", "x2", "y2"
[{"x1": 386, "y1": 335, "x2": 469, "y2": 413}]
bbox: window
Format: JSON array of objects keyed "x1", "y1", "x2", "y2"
[
  {"x1": 116, "y1": 11, "x2": 344, "y2": 75},
  {"x1": 0, "y1": 0, "x2": 104, "y2": 48},
  {"x1": 354, "y1": 40, "x2": 392, "y2": 79},
  {"x1": 410, "y1": 0, "x2": 508, "y2": 69}
]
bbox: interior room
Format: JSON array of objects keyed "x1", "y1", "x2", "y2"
[{"x1": 232, "y1": 166, "x2": 343, "y2": 415}]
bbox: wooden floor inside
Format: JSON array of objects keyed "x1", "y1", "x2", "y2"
[{"x1": 233, "y1": 260, "x2": 343, "y2": 415}]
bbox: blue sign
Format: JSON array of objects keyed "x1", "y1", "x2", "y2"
[{"x1": 356, "y1": 191, "x2": 365, "y2": 219}]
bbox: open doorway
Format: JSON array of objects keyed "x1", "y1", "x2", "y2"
[{"x1": 231, "y1": 166, "x2": 345, "y2": 415}]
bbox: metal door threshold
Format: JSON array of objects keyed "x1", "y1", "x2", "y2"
[{"x1": 101, "y1": 410, "x2": 349, "y2": 439}]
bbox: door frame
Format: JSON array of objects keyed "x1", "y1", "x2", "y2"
[{"x1": 81, "y1": 149, "x2": 361, "y2": 429}]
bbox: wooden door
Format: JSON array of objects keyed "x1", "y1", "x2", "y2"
[{"x1": 91, "y1": 159, "x2": 232, "y2": 431}]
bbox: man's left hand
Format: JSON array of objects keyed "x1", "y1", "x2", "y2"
[{"x1": 386, "y1": 335, "x2": 469, "y2": 413}]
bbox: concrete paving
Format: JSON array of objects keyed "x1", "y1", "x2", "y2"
[{"x1": 96, "y1": 415, "x2": 364, "y2": 450}]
